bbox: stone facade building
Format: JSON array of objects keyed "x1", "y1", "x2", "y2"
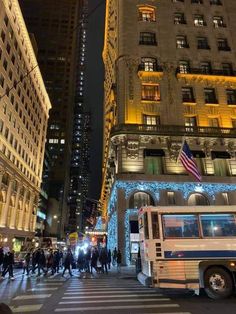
[
  {"x1": 101, "y1": 0, "x2": 236, "y2": 264},
  {"x1": 0, "y1": 0, "x2": 51, "y2": 249}
]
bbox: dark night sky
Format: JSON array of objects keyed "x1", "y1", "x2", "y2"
[{"x1": 86, "y1": 0, "x2": 105, "y2": 200}]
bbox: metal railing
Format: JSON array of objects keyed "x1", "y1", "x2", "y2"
[
  {"x1": 176, "y1": 67, "x2": 236, "y2": 77},
  {"x1": 111, "y1": 124, "x2": 236, "y2": 138}
]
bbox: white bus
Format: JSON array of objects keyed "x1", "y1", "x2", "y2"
[{"x1": 138, "y1": 206, "x2": 236, "y2": 299}]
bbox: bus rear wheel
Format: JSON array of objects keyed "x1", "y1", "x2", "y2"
[{"x1": 204, "y1": 267, "x2": 233, "y2": 300}]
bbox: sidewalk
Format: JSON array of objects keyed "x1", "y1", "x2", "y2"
[{"x1": 74, "y1": 265, "x2": 137, "y2": 280}]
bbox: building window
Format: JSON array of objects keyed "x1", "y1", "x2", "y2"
[
  {"x1": 167, "y1": 191, "x2": 176, "y2": 205},
  {"x1": 231, "y1": 119, "x2": 236, "y2": 128},
  {"x1": 144, "y1": 149, "x2": 165, "y2": 175},
  {"x1": 210, "y1": 0, "x2": 222, "y2": 5},
  {"x1": 143, "y1": 115, "x2": 160, "y2": 125},
  {"x1": 176, "y1": 35, "x2": 189, "y2": 48},
  {"x1": 222, "y1": 63, "x2": 233, "y2": 75},
  {"x1": 174, "y1": 12, "x2": 186, "y2": 24},
  {"x1": 197, "y1": 37, "x2": 210, "y2": 49},
  {"x1": 222, "y1": 193, "x2": 229, "y2": 205},
  {"x1": 200, "y1": 61, "x2": 212, "y2": 74},
  {"x1": 185, "y1": 116, "x2": 197, "y2": 127},
  {"x1": 204, "y1": 88, "x2": 218, "y2": 104},
  {"x1": 138, "y1": 6, "x2": 156, "y2": 22},
  {"x1": 217, "y1": 38, "x2": 230, "y2": 51},
  {"x1": 179, "y1": 60, "x2": 190, "y2": 73},
  {"x1": 211, "y1": 151, "x2": 230, "y2": 176},
  {"x1": 140, "y1": 57, "x2": 158, "y2": 71},
  {"x1": 226, "y1": 89, "x2": 236, "y2": 105},
  {"x1": 139, "y1": 32, "x2": 157, "y2": 45},
  {"x1": 191, "y1": 0, "x2": 203, "y2": 3},
  {"x1": 194, "y1": 14, "x2": 206, "y2": 27},
  {"x1": 208, "y1": 118, "x2": 219, "y2": 127},
  {"x1": 129, "y1": 192, "x2": 155, "y2": 208},
  {"x1": 213, "y1": 16, "x2": 226, "y2": 28},
  {"x1": 141, "y1": 84, "x2": 160, "y2": 101},
  {"x1": 182, "y1": 87, "x2": 195, "y2": 102},
  {"x1": 188, "y1": 193, "x2": 210, "y2": 205}
]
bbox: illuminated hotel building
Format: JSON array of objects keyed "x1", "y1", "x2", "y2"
[
  {"x1": 101, "y1": 0, "x2": 236, "y2": 264},
  {"x1": 0, "y1": 0, "x2": 51, "y2": 248}
]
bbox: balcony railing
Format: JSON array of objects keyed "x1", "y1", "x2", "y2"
[
  {"x1": 141, "y1": 95, "x2": 160, "y2": 101},
  {"x1": 139, "y1": 40, "x2": 157, "y2": 45},
  {"x1": 176, "y1": 67, "x2": 236, "y2": 77},
  {"x1": 138, "y1": 64, "x2": 163, "y2": 72},
  {"x1": 111, "y1": 124, "x2": 236, "y2": 138}
]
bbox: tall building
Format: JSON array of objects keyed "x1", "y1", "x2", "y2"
[
  {"x1": 101, "y1": 0, "x2": 236, "y2": 264},
  {"x1": 0, "y1": 0, "x2": 51, "y2": 249},
  {"x1": 19, "y1": 0, "x2": 86, "y2": 238},
  {"x1": 68, "y1": 1, "x2": 91, "y2": 233}
]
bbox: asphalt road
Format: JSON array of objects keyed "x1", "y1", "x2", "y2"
[{"x1": 0, "y1": 268, "x2": 235, "y2": 313}]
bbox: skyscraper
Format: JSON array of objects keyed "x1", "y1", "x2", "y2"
[
  {"x1": 19, "y1": 0, "x2": 89, "y2": 237},
  {"x1": 102, "y1": 0, "x2": 236, "y2": 264},
  {"x1": 0, "y1": 0, "x2": 51, "y2": 248}
]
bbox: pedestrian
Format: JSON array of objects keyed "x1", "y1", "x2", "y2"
[
  {"x1": 112, "y1": 247, "x2": 117, "y2": 266},
  {"x1": 59, "y1": 250, "x2": 64, "y2": 269},
  {"x1": 77, "y1": 249, "x2": 85, "y2": 272},
  {"x1": 62, "y1": 249, "x2": 73, "y2": 277},
  {"x1": 107, "y1": 249, "x2": 111, "y2": 269},
  {"x1": 45, "y1": 249, "x2": 54, "y2": 275},
  {"x1": 22, "y1": 252, "x2": 31, "y2": 276},
  {"x1": 53, "y1": 250, "x2": 60, "y2": 274},
  {"x1": 90, "y1": 247, "x2": 98, "y2": 274},
  {"x1": 37, "y1": 249, "x2": 46, "y2": 276},
  {"x1": 99, "y1": 247, "x2": 108, "y2": 274},
  {"x1": 32, "y1": 248, "x2": 40, "y2": 274},
  {"x1": 85, "y1": 247, "x2": 91, "y2": 273},
  {"x1": 117, "y1": 249, "x2": 122, "y2": 273},
  {"x1": 0, "y1": 247, "x2": 4, "y2": 272},
  {"x1": 1, "y1": 250, "x2": 15, "y2": 280}
]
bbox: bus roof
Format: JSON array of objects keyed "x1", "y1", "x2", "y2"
[{"x1": 138, "y1": 205, "x2": 236, "y2": 215}]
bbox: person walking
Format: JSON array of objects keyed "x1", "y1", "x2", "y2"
[
  {"x1": 77, "y1": 249, "x2": 85, "y2": 272},
  {"x1": 107, "y1": 249, "x2": 111, "y2": 270},
  {"x1": 32, "y1": 248, "x2": 40, "y2": 274},
  {"x1": 85, "y1": 247, "x2": 91, "y2": 273},
  {"x1": 45, "y1": 249, "x2": 54, "y2": 276},
  {"x1": 90, "y1": 247, "x2": 98, "y2": 274},
  {"x1": 62, "y1": 249, "x2": 73, "y2": 277},
  {"x1": 22, "y1": 252, "x2": 31, "y2": 276},
  {"x1": 0, "y1": 247, "x2": 4, "y2": 273},
  {"x1": 99, "y1": 247, "x2": 108, "y2": 274},
  {"x1": 112, "y1": 247, "x2": 117, "y2": 266},
  {"x1": 1, "y1": 250, "x2": 15, "y2": 280},
  {"x1": 37, "y1": 249, "x2": 46, "y2": 276},
  {"x1": 117, "y1": 249, "x2": 122, "y2": 273},
  {"x1": 53, "y1": 250, "x2": 60, "y2": 274}
]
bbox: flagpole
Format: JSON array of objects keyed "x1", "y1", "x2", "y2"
[{"x1": 177, "y1": 136, "x2": 186, "y2": 163}]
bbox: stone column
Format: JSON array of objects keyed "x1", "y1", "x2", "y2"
[
  {"x1": 117, "y1": 188, "x2": 127, "y2": 265},
  {"x1": 25, "y1": 192, "x2": 34, "y2": 231},
  {"x1": 18, "y1": 188, "x2": 27, "y2": 230},
  {"x1": 10, "y1": 182, "x2": 21, "y2": 229},
  {"x1": 0, "y1": 177, "x2": 14, "y2": 227}
]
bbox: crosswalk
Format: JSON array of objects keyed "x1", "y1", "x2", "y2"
[
  {"x1": 5, "y1": 274, "x2": 192, "y2": 313},
  {"x1": 54, "y1": 278, "x2": 191, "y2": 314}
]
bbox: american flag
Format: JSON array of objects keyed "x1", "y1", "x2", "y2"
[{"x1": 179, "y1": 140, "x2": 202, "y2": 181}]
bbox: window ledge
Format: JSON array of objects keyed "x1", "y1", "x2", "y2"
[
  {"x1": 183, "y1": 101, "x2": 197, "y2": 106},
  {"x1": 205, "y1": 103, "x2": 219, "y2": 106}
]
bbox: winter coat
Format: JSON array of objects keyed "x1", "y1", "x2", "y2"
[
  {"x1": 64, "y1": 253, "x2": 73, "y2": 267},
  {"x1": 117, "y1": 252, "x2": 122, "y2": 264}
]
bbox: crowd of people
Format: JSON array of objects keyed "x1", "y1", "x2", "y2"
[{"x1": 0, "y1": 246, "x2": 122, "y2": 280}]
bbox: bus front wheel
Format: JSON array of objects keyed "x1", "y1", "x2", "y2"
[{"x1": 204, "y1": 267, "x2": 233, "y2": 300}]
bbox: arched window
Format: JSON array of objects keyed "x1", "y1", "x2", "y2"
[
  {"x1": 188, "y1": 193, "x2": 210, "y2": 205},
  {"x1": 138, "y1": 6, "x2": 156, "y2": 22},
  {"x1": 129, "y1": 191, "x2": 155, "y2": 208},
  {"x1": 140, "y1": 57, "x2": 158, "y2": 71}
]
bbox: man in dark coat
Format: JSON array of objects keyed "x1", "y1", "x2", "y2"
[
  {"x1": 1, "y1": 250, "x2": 15, "y2": 279},
  {"x1": 0, "y1": 247, "x2": 4, "y2": 272},
  {"x1": 62, "y1": 249, "x2": 73, "y2": 277},
  {"x1": 99, "y1": 248, "x2": 108, "y2": 274},
  {"x1": 37, "y1": 250, "x2": 46, "y2": 276}
]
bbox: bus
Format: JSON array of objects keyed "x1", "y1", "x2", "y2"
[{"x1": 138, "y1": 206, "x2": 236, "y2": 299}]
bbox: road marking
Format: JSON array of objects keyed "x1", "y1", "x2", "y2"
[
  {"x1": 44, "y1": 279, "x2": 66, "y2": 282},
  {"x1": 55, "y1": 304, "x2": 180, "y2": 312},
  {"x1": 62, "y1": 294, "x2": 164, "y2": 299},
  {"x1": 28, "y1": 287, "x2": 58, "y2": 291},
  {"x1": 59, "y1": 298, "x2": 171, "y2": 304},
  {"x1": 11, "y1": 304, "x2": 43, "y2": 312},
  {"x1": 66, "y1": 287, "x2": 149, "y2": 291},
  {"x1": 37, "y1": 283, "x2": 63, "y2": 286},
  {"x1": 64, "y1": 290, "x2": 158, "y2": 295},
  {"x1": 13, "y1": 294, "x2": 52, "y2": 300}
]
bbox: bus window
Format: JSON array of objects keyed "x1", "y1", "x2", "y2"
[
  {"x1": 151, "y1": 212, "x2": 159, "y2": 239},
  {"x1": 200, "y1": 214, "x2": 236, "y2": 237},
  {"x1": 144, "y1": 212, "x2": 149, "y2": 239},
  {"x1": 162, "y1": 214, "x2": 200, "y2": 238}
]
